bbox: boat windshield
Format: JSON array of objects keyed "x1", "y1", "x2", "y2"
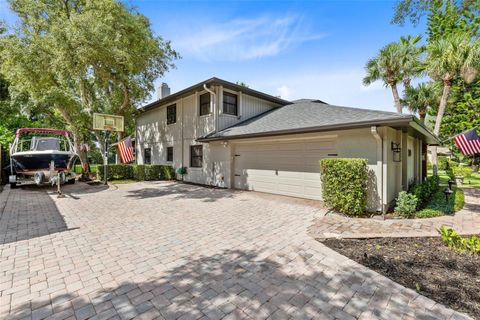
[
  {"x1": 31, "y1": 137, "x2": 60, "y2": 151},
  {"x1": 16, "y1": 136, "x2": 70, "y2": 152}
]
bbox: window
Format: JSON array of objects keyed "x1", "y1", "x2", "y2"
[
  {"x1": 166, "y1": 147, "x2": 173, "y2": 162},
  {"x1": 190, "y1": 145, "x2": 203, "y2": 168},
  {"x1": 199, "y1": 93, "x2": 211, "y2": 116},
  {"x1": 144, "y1": 148, "x2": 151, "y2": 164},
  {"x1": 223, "y1": 92, "x2": 238, "y2": 116},
  {"x1": 167, "y1": 104, "x2": 176, "y2": 124}
]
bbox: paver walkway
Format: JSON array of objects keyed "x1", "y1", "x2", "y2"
[
  {"x1": 309, "y1": 187, "x2": 480, "y2": 239},
  {"x1": 0, "y1": 181, "x2": 472, "y2": 319}
]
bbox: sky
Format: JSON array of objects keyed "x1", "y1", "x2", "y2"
[{"x1": 0, "y1": 0, "x2": 426, "y2": 112}]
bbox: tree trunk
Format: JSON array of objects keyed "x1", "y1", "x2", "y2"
[
  {"x1": 431, "y1": 81, "x2": 452, "y2": 176},
  {"x1": 419, "y1": 111, "x2": 426, "y2": 123},
  {"x1": 72, "y1": 132, "x2": 89, "y2": 179},
  {"x1": 390, "y1": 84, "x2": 402, "y2": 113}
]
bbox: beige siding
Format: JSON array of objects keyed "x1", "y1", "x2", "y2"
[
  {"x1": 136, "y1": 87, "x2": 278, "y2": 187},
  {"x1": 230, "y1": 128, "x2": 381, "y2": 211},
  {"x1": 218, "y1": 90, "x2": 280, "y2": 131}
]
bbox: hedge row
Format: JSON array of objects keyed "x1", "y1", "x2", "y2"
[
  {"x1": 320, "y1": 158, "x2": 368, "y2": 216},
  {"x1": 96, "y1": 164, "x2": 175, "y2": 181}
]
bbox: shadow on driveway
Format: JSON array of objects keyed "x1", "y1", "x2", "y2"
[
  {"x1": 7, "y1": 249, "x2": 393, "y2": 320},
  {"x1": 0, "y1": 186, "x2": 72, "y2": 245},
  {"x1": 125, "y1": 182, "x2": 236, "y2": 202}
]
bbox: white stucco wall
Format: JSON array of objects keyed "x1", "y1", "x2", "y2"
[{"x1": 136, "y1": 86, "x2": 276, "y2": 187}]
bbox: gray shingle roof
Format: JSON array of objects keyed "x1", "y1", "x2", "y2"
[{"x1": 200, "y1": 99, "x2": 414, "y2": 141}]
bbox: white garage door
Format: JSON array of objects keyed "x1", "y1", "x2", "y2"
[{"x1": 233, "y1": 139, "x2": 337, "y2": 200}]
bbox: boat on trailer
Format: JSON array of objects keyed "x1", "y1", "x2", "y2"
[{"x1": 9, "y1": 128, "x2": 78, "y2": 187}]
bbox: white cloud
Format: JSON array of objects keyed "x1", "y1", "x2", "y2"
[
  {"x1": 276, "y1": 85, "x2": 292, "y2": 100},
  {"x1": 171, "y1": 14, "x2": 326, "y2": 61}
]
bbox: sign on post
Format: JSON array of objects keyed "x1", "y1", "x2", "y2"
[{"x1": 93, "y1": 113, "x2": 124, "y2": 185}]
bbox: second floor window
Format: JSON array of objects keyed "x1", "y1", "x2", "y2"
[
  {"x1": 167, "y1": 104, "x2": 176, "y2": 124},
  {"x1": 166, "y1": 146, "x2": 173, "y2": 162},
  {"x1": 199, "y1": 93, "x2": 211, "y2": 116},
  {"x1": 223, "y1": 92, "x2": 238, "y2": 116},
  {"x1": 144, "y1": 148, "x2": 151, "y2": 164}
]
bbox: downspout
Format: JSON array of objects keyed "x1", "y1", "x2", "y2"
[
  {"x1": 371, "y1": 126, "x2": 385, "y2": 218},
  {"x1": 203, "y1": 84, "x2": 217, "y2": 134},
  {"x1": 203, "y1": 84, "x2": 217, "y2": 186},
  {"x1": 181, "y1": 97, "x2": 184, "y2": 180}
]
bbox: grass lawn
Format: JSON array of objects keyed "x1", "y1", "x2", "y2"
[
  {"x1": 110, "y1": 179, "x2": 137, "y2": 184},
  {"x1": 428, "y1": 169, "x2": 480, "y2": 189},
  {"x1": 464, "y1": 171, "x2": 480, "y2": 188}
]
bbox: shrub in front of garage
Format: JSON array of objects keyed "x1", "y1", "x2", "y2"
[
  {"x1": 98, "y1": 164, "x2": 175, "y2": 181},
  {"x1": 320, "y1": 158, "x2": 368, "y2": 216}
]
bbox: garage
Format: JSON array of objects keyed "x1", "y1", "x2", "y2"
[{"x1": 233, "y1": 138, "x2": 337, "y2": 200}]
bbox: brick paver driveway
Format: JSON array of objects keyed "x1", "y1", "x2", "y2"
[{"x1": 0, "y1": 182, "x2": 470, "y2": 320}]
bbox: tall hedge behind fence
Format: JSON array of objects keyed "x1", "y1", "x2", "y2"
[
  {"x1": 96, "y1": 164, "x2": 175, "y2": 181},
  {"x1": 320, "y1": 158, "x2": 368, "y2": 216}
]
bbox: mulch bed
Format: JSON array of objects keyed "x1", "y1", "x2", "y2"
[{"x1": 322, "y1": 237, "x2": 480, "y2": 318}]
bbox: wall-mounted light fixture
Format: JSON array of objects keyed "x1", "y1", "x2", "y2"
[{"x1": 391, "y1": 142, "x2": 401, "y2": 162}]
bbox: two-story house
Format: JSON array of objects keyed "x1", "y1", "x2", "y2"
[{"x1": 136, "y1": 77, "x2": 438, "y2": 213}]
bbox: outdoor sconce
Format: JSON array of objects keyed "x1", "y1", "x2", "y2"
[
  {"x1": 444, "y1": 188, "x2": 453, "y2": 202},
  {"x1": 391, "y1": 142, "x2": 401, "y2": 162}
]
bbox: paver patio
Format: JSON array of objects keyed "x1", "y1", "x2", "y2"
[
  {"x1": 309, "y1": 188, "x2": 480, "y2": 239},
  {"x1": 0, "y1": 181, "x2": 472, "y2": 319}
]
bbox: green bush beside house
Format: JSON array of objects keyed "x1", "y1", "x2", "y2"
[
  {"x1": 320, "y1": 158, "x2": 368, "y2": 216},
  {"x1": 96, "y1": 164, "x2": 175, "y2": 181}
]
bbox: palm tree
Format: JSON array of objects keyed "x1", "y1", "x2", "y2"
[
  {"x1": 398, "y1": 35, "x2": 425, "y2": 89},
  {"x1": 363, "y1": 43, "x2": 404, "y2": 113},
  {"x1": 402, "y1": 82, "x2": 439, "y2": 123},
  {"x1": 425, "y1": 32, "x2": 480, "y2": 174}
]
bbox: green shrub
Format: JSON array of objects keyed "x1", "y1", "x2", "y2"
[
  {"x1": 74, "y1": 164, "x2": 100, "y2": 174},
  {"x1": 409, "y1": 175, "x2": 440, "y2": 209},
  {"x1": 439, "y1": 226, "x2": 480, "y2": 254},
  {"x1": 395, "y1": 191, "x2": 418, "y2": 218},
  {"x1": 421, "y1": 187, "x2": 464, "y2": 215},
  {"x1": 133, "y1": 165, "x2": 146, "y2": 181},
  {"x1": 448, "y1": 160, "x2": 459, "y2": 169},
  {"x1": 98, "y1": 164, "x2": 175, "y2": 181},
  {"x1": 438, "y1": 156, "x2": 449, "y2": 170},
  {"x1": 98, "y1": 164, "x2": 134, "y2": 180},
  {"x1": 439, "y1": 226, "x2": 463, "y2": 249},
  {"x1": 320, "y1": 158, "x2": 368, "y2": 216},
  {"x1": 453, "y1": 167, "x2": 473, "y2": 182},
  {"x1": 415, "y1": 208, "x2": 444, "y2": 218}
]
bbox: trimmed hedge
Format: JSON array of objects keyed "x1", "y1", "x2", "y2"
[
  {"x1": 97, "y1": 164, "x2": 175, "y2": 181},
  {"x1": 320, "y1": 158, "x2": 368, "y2": 216}
]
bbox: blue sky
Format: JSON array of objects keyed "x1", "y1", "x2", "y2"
[{"x1": 0, "y1": 0, "x2": 425, "y2": 112}]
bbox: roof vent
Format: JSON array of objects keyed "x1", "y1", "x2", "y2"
[{"x1": 157, "y1": 83, "x2": 171, "y2": 100}]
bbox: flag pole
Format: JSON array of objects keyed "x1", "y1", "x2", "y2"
[{"x1": 441, "y1": 126, "x2": 478, "y2": 144}]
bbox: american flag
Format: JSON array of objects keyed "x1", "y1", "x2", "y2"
[
  {"x1": 117, "y1": 137, "x2": 135, "y2": 163},
  {"x1": 453, "y1": 128, "x2": 480, "y2": 156}
]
